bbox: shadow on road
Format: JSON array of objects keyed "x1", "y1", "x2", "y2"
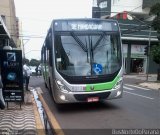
[{"x1": 55, "y1": 101, "x2": 121, "y2": 113}]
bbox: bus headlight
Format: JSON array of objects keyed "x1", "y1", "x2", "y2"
[
  {"x1": 60, "y1": 95, "x2": 66, "y2": 100},
  {"x1": 116, "y1": 90, "x2": 122, "y2": 97},
  {"x1": 56, "y1": 80, "x2": 69, "y2": 93},
  {"x1": 113, "y1": 78, "x2": 122, "y2": 90}
]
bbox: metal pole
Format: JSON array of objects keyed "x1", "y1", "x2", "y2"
[
  {"x1": 146, "y1": 27, "x2": 151, "y2": 81},
  {"x1": 22, "y1": 39, "x2": 30, "y2": 59},
  {"x1": 22, "y1": 39, "x2": 25, "y2": 59}
]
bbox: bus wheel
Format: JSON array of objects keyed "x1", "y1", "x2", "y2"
[
  {"x1": 45, "y1": 82, "x2": 48, "y2": 88},
  {"x1": 48, "y1": 80, "x2": 53, "y2": 97},
  {"x1": 49, "y1": 80, "x2": 58, "y2": 105}
]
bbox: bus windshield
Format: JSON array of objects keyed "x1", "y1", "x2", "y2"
[{"x1": 55, "y1": 32, "x2": 121, "y2": 77}]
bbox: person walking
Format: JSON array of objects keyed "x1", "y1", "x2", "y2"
[
  {"x1": 38, "y1": 65, "x2": 42, "y2": 76},
  {"x1": 35, "y1": 65, "x2": 38, "y2": 76},
  {"x1": 23, "y1": 62, "x2": 31, "y2": 91}
]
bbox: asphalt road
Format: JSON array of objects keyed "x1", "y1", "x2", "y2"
[{"x1": 30, "y1": 76, "x2": 160, "y2": 134}]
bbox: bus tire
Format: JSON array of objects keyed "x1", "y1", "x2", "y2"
[
  {"x1": 49, "y1": 80, "x2": 56, "y2": 103},
  {"x1": 44, "y1": 82, "x2": 48, "y2": 88},
  {"x1": 48, "y1": 80, "x2": 53, "y2": 96}
]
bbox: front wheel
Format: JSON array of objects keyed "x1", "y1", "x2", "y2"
[{"x1": 44, "y1": 82, "x2": 48, "y2": 88}]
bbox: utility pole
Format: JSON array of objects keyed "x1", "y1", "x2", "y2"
[
  {"x1": 146, "y1": 27, "x2": 151, "y2": 81},
  {"x1": 22, "y1": 39, "x2": 30, "y2": 59}
]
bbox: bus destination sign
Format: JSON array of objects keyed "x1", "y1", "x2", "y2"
[
  {"x1": 70, "y1": 23, "x2": 103, "y2": 30},
  {"x1": 54, "y1": 20, "x2": 118, "y2": 31}
]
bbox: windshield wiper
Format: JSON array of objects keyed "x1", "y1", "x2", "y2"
[
  {"x1": 92, "y1": 32, "x2": 105, "y2": 51},
  {"x1": 71, "y1": 32, "x2": 88, "y2": 52}
]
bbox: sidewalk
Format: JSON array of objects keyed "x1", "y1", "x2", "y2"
[
  {"x1": 124, "y1": 74, "x2": 160, "y2": 90},
  {"x1": 0, "y1": 90, "x2": 45, "y2": 135}
]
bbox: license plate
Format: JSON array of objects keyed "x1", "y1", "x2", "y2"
[{"x1": 87, "y1": 97, "x2": 99, "y2": 102}]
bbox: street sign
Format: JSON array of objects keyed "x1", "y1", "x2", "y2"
[{"x1": 0, "y1": 50, "x2": 24, "y2": 102}]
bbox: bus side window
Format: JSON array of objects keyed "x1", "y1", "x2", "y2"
[
  {"x1": 46, "y1": 30, "x2": 52, "y2": 49},
  {"x1": 49, "y1": 50, "x2": 52, "y2": 66},
  {"x1": 46, "y1": 31, "x2": 53, "y2": 66}
]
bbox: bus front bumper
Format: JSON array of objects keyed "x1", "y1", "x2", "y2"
[{"x1": 53, "y1": 85, "x2": 123, "y2": 104}]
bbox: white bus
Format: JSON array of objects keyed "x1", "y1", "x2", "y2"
[{"x1": 41, "y1": 18, "x2": 123, "y2": 104}]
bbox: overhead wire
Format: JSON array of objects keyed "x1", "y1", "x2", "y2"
[
  {"x1": 1, "y1": 3, "x2": 157, "y2": 38},
  {"x1": 0, "y1": 14, "x2": 51, "y2": 39}
]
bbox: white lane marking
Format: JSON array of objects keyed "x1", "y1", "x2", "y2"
[
  {"x1": 124, "y1": 86, "x2": 134, "y2": 90},
  {"x1": 125, "y1": 84, "x2": 151, "y2": 91},
  {"x1": 124, "y1": 91, "x2": 154, "y2": 100}
]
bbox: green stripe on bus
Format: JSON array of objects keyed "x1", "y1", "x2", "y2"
[{"x1": 86, "y1": 76, "x2": 120, "y2": 92}]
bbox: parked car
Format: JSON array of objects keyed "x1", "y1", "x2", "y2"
[{"x1": 29, "y1": 66, "x2": 36, "y2": 75}]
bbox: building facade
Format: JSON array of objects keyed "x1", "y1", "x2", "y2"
[
  {"x1": 0, "y1": 0, "x2": 20, "y2": 48},
  {"x1": 92, "y1": 0, "x2": 159, "y2": 74}
]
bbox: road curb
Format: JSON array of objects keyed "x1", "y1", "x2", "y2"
[
  {"x1": 37, "y1": 87, "x2": 64, "y2": 135},
  {"x1": 32, "y1": 95, "x2": 46, "y2": 135}
]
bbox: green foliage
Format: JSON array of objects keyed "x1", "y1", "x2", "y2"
[
  {"x1": 23, "y1": 58, "x2": 29, "y2": 65},
  {"x1": 150, "y1": 3, "x2": 160, "y2": 16},
  {"x1": 152, "y1": 18, "x2": 160, "y2": 34},
  {"x1": 150, "y1": 44, "x2": 160, "y2": 64},
  {"x1": 150, "y1": 3, "x2": 160, "y2": 35},
  {"x1": 29, "y1": 59, "x2": 40, "y2": 66},
  {"x1": 150, "y1": 3, "x2": 160, "y2": 66}
]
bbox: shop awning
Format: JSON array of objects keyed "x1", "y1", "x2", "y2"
[
  {"x1": 0, "y1": 16, "x2": 10, "y2": 39},
  {"x1": 118, "y1": 19, "x2": 159, "y2": 42}
]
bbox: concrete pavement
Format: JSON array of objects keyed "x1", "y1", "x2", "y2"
[
  {"x1": 124, "y1": 74, "x2": 160, "y2": 90},
  {"x1": 0, "y1": 90, "x2": 45, "y2": 135}
]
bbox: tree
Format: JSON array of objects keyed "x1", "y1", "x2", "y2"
[
  {"x1": 150, "y1": 45, "x2": 160, "y2": 64},
  {"x1": 22, "y1": 58, "x2": 29, "y2": 65},
  {"x1": 150, "y1": 3, "x2": 160, "y2": 35},
  {"x1": 29, "y1": 59, "x2": 40, "y2": 67},
  {"x1": 150, "y1": 3, "x2": 160, "y2": 80}
]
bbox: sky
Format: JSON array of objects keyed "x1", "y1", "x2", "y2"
[{"x1": 14, "y1": 0, "x2": 92, "y2": 60}]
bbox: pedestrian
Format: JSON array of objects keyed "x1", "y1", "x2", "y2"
[
  {"x1": 23, "y1": 62, "x2": 31, "y2": 91},
  {"x1": 35, "y1": 66, "x2": 38, "y2": 76},
  {"x1": 0, "y1": 70, "x2": 5, "y2": 109},
  {"x1": 38, "y1": 65, "x2": 42, "y2": 76}
]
